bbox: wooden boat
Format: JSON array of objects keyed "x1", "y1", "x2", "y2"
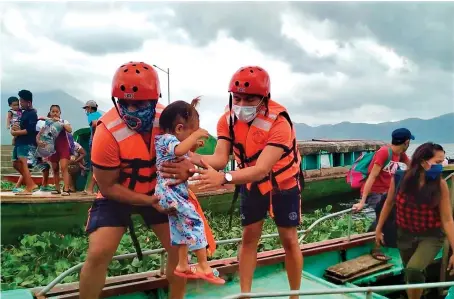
[{"x1": 2, "y1": 205, "x2": 454, "y2": 299}]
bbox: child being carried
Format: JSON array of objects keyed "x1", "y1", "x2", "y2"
[
  {"x1": 155, "y1": 97, "x2": 225, "y2": 285},
  {"x1": 36, "y1": 107, "x2": 67, "y2": 158}
]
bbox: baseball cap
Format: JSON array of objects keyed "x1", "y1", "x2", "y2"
[
  {"x1": 392, "y1": 128, "x2": 415, "y2": 142},
  {"x1": 82, "y1": 100, "x2": 98, "y2": 109}
]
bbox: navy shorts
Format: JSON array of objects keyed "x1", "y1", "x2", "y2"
[
  {"x1": 85, "y1": 198, "x2": 169, "y2": 234},
  {"x1": 240, "y1": 184, "x2": 301, "y2": 227}
]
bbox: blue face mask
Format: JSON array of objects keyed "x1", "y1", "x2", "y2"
[
  {"x1": 425, "y1": 163, "x2": 443, "y2": 180},
  {"x1": 119, "y1": 101, "x2": 157, "y2": 133}
]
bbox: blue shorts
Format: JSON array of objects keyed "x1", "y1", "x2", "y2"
[
  {"x1": 85, "y1": 198, "x2": 169, "y2": 234},
  {"x1": 12, "y1": 144, "x2": 37, "y2": 163},
  {"x1": 240, "y1": 184, "x2": 301, "y2": 227}
]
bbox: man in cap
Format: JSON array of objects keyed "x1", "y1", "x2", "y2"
[
  {"x1": 82, "y1": 100, "x2": 102, "y2": 195},
  {"x1": 353, "y1": 128, "x2": 413, "y2": 259}
]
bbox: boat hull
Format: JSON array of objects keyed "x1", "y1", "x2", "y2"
[{"x1": 5, "y1": 232, "x2": 449, "y2": 299}]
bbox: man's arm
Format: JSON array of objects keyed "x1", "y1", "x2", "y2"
[
  {"x1": 357, "y1": 164, "x2": 382, "y2": 206},
  {"x1": 93, "y1": 167, "x2": 158, "y2": 206},
  {"x1": 190, "y1": 139, "x2": 231, "y2": 170},
  {"x1": 223, "y1": 145, "x2": 284, "y2": 184},
  {"x1": 439, "y1": 180, "x2": 454, "y2": 251}
]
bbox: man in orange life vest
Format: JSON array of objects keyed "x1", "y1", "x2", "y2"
[
  {"x1": 79, "y1": 62, "x2": 192, "y2": 299},
  {"x1": 188, "y1": 66, "x2": 304, "y2": 299}
]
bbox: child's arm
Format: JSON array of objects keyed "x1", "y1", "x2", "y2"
[
  {"x1": 74, "y1": 148, "x2": 86, "y2": 164},
  {"x1": 174, "y1": 128, "x2": 209, "y2": 157},
  {"x1": 62, "y1": 120, "x2": 72, "y2": 133},
  {"x1": 36, "y1": 127, "x2": 46, "y2": 147},
  {"x1": 6, "y1": 111, "x2": 12, "y2": 128}
]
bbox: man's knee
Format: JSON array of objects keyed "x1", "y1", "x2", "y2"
[{"x1": 404, "y1": 267, "x2": 425, "y2": 283}]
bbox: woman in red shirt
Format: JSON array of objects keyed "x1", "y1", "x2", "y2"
[{"x1": 375, "y1": 142, "x2": 454, "y2": 299}]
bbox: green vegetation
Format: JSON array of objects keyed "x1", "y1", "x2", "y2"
[
  {"x1": 1, "y1": 180, "x2": 16, "y2": 190},
  {"x1": 0, "y1": 206, "x2": 372, "y2": 291}
]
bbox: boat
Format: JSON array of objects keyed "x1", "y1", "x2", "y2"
[
  {"x1": 2, "y1": 133, "x2": 454, "y2": 245},
  {"x1": 2, "y1": 194, "x2": 454, "y2": 299}
]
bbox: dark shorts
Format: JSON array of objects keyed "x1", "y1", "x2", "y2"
[
  {"x1": 85, "y1": 198, "x2": 169, "y2": 234},
  {"x1": 240, "y1": 184, "x2": 301, "y2": 227},
  {"x1": 49, "y1": 132, "x2": 71, "y2": 163},
  {"x1": 12, "y1": 144, "x2": 36, "y2": 162}
]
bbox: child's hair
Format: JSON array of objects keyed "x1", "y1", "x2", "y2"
[
  {"x1": 47, "y1": 112, "x2": 51, "y2": 117},
  {"x1": 8, "y1": 96, "x2": 19, "y2": 106},
  {"x1": 159, "y1": 96, "x2": 201, "y2": 132},
  {"x1": 50, "y1": 104, "x2": 61, "y2": 112}
]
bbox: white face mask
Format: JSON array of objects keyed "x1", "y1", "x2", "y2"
[{"x1": 232, "y1": 100, "x2": 263, "y2": 123}]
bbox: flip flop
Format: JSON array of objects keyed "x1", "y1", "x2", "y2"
[
  {"x1": 370, "y1": 248, "x2": 391, "y2": 261},
  {"x1": 196, "y1": 268, "x2": 225, "y2": 285},
  {"x1": 174, "y1": 266, "x2": 198, "y2": 279}
]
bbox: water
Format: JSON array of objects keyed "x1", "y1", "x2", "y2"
[{"x1": 406, "y1": 143, "x2": 454, "y2": 158}]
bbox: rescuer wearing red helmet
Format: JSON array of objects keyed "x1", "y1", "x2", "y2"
[
  {"x1": 79, "y1": 62, "x2": 191, "y2": 299},
  {"x1": 190, "y1": 66, "x2": 304, "y2": 298}
]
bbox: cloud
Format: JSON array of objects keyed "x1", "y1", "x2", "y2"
[{"x1": 1, "y1": 1, "x2": 453, "y2": 136}]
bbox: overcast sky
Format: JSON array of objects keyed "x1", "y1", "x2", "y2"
[{"x1": 2, "y1": 1, "x2": 453, "y2": 135}]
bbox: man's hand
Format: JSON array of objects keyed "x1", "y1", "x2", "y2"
[
  {"x1": 11, "y1": 123, "x2": 20, "y2": 131},
  {"x1": 159, "y1": 156, "x2": 194, "y2": 185},
  {"x1": 352, "y1": 201, "x2": 366, "y2": 213},
  {"x1": 150, "y1": 195, "x2": 177, "y2": 216}
]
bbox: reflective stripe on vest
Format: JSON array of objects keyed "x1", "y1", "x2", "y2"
[
  {"x1": 97, "y1": 103, "x2": 165, "y2": 194},
  {"x1": 224, "y1": 99, "x2": 301, "y2": 195}
]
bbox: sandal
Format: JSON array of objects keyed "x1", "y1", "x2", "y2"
[
  {"x1": 174, "y1": 266, "x2": 198, "y2": 279},
  {"x1": 61, "y1": 190, "x2": 70, "y2": 196},
  {"x1": 196, "y1": 268, "x2": 225, "y2": 285},
  {"x1": 51, "y1": 190, "x2": 61, "y2": 195},
  {"x1": 371, "y1": 248, "x2": 391, "y2": 261}
]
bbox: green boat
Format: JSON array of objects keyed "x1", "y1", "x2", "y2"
[
  {"x1": 1, "y1": 126, "x2": 393, "y2": 245},
  {"x1": 3, "y1": 198, "x2": 454, "y2": 299}
]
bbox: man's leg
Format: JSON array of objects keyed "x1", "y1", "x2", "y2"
[
  {"x1": 237, "y1": 186, "x2": 269, "y2": 296},
  {"x1": 80, "y1": 199, "x2": 130, "y2": 299},
  {"x1": 79, "y1": 227, "x2": 124, "y2": 299},
  {"x1": 152, "y1": 223, "x2": 187, "y2": 299},
  {"x1": 273, "y1": 186, "x2": 303, "y2": 299}
]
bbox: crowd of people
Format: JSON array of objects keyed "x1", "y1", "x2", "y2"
[
  {"x1": 6, "y1": 91, "x2": 101, "y2": 196},
  {"x1": 6, "y1": 62, "x2": 453, "y2": 299}
]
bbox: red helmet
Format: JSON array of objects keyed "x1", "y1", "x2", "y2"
[
  {"x1": 111, "y1": 62, "x2": 161, "y2": 101},
  {"x1": 228, "y1": 66, "x2": 270, "y2": 97}
]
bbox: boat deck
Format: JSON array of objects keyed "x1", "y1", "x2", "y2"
[{"x1": 185, "y1": 271, "x2": 385, "y2": 299}]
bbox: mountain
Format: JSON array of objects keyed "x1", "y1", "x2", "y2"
[
  {"x1": 1, "y1": 90, "x2": 105, "y2": 145},
  {"x1": 293, "y1": 113, "x2": 454, "y2": 143}
]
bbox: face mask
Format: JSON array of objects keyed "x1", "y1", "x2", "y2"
[
  {"x1": 119, "y1": 101, "x2": 157, "y2": 133},
  {"x1": 425, "y1": 163, "x2": 443, "y2": 180},
  {"x1": 232, "y1": 100, "x2": 263, "y2": 123}
]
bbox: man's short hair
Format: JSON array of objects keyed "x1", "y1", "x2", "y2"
[{"x1": 18, "y1": 90, "x2": 33, "y2": 102}]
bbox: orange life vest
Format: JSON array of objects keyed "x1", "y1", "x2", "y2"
[
  {"x1": 96, "y1": 103, "x2": 165, "y2": 196},
  {"x1": 223, "y1": 99, "x2": 303, "y2": 196}
]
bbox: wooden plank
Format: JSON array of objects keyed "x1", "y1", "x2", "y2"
[
  {"x1": 325, "y1": 254, "x2": 386, "y2": 278},
  {"x1": 324, "y1": 263, "x2": 394, "y2": 284}
]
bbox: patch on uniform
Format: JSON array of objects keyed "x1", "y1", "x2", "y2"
[
  {"x1": 252, "y1": 130, "x2": 267, "y2": 145},
  {"x1": 288, "y1": 212, "x2": 298, "y2": 221}
]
